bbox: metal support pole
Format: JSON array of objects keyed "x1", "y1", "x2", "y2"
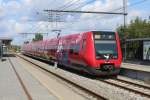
[
  {"x1": 52, "y1": 29, "x2": 61, "y2": 69},
  {"x1": 123, "y1": 0, "x2": 127, "y2": 60},
  {"x1": 0, "y1": 40, "x2": 3, "y2": 60}
]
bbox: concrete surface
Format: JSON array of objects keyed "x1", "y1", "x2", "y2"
[
  {"x1": 0, "y1": 56, "x2": 58, "y2": 100},
  {"x1": 121, "y1": 63, "x2": 150, "y2": 83},
  {"x1": 18, "y1": 56, "x2": 87, "y2": 100},
  {"x1": 122, "y1": 63, "x2": 150, "y2": 72},
  {"x1": 0, "y1": 57, "x2": 28, "y2": 100}
]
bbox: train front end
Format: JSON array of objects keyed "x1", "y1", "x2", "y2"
[{"x1": 85, "y1": 31, "x2": 122, "y2": 76}]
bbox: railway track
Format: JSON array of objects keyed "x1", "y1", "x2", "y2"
[
  {"x1": 99, "y1": 78, "x2": 150, "y2": 98},
  {"x1": 115, "y1": 78, "x2": 150, "y2": 90},
  {"x1": 17, "y1": 54, "x2": 107, "y2": 100}
]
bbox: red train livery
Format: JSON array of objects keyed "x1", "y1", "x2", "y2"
[{"x1": 22, "y1": 31, "x2": 122, "y2": 76}]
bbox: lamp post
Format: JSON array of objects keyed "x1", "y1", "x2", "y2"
[
  {"x1": 0, "y1": 40, "x2": 3, "y2": 60},
  {"x1": 123, "y1": 0, "x2": 127, "y2": 60}
]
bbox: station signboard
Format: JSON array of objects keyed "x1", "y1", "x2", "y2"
[{"x1": 143, "y1": 41, "x2": 150, "y2": 60}]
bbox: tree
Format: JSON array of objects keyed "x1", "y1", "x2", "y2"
[
  {"x1": 32, "y1": 33, "x2": 43, "y2": 42},
  {"x1": 117, "y1": 17, "x2": 150, "y2": 40},
  {"x1": 117, "y1": 17, "x2": 150, "y2": 59}
]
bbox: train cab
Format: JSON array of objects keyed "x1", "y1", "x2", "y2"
[{"x1": 81, "y1": 31, "x2": 122, "y2": 75}]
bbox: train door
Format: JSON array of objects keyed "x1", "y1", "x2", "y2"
[
  {"x1": 61, "y1": 43, "x2": 69, "y2": 65},
  {"x1": 41, "y1": 41, "x2": 46, "y2": 58},
  {"x1": 69, "y1": 43, "x2": 81, "y2": 64},
  {"x1": 43, "y1": 40, "x2": 49, "y2": 59},
  {"x1": 56, "y1": 38, "x2": 63, "y2": 63},
  {"x1": 80, "y1": 33, "x2": 87, "y2": 57},
  {"x1": 57, "y1": 38, "x2": 70, "y2": 65}
]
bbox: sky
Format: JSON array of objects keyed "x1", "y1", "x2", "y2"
[{"x1": 0, "y1": 0, "x2": 150, "y2": 45}]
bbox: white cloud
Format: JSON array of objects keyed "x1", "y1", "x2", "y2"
[
  {"x1": 0, "y1": 0, "x2": 149, "y2": 45},
  {"x1": 129, "y1": 10, "x2": 142, "y2": 17},
  {"x1": 3, "y1": 1, "x2": 22, "y2": 15},
  {"x1": 127, "y1": 10, "x2": 149, "y2": 24},
  {"x1": 20, "y1": 16, "x2": 30, "y2": 22},
  {"x1": 0, "y1": 6, "x2": 5, "y2": 18}
]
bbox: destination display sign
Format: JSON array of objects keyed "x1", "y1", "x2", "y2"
[{"x1": 94, "y1": 33, "x2": 115, "y2": 40}]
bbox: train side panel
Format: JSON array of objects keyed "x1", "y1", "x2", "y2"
[{"x1": 21, "y1": 31, "x2": 122, "y2": 76}]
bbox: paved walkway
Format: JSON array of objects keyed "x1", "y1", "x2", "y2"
[
  {"x1": 0, "y1": 56, "x2": 58, "y2": 100},
  {"x1": 0, "y1": 57, "x2": 28, "y2": 100}
]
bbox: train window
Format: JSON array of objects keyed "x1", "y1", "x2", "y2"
[
  {"x1": 69, "y1": 45, "x2": 74, "y2": 54},
  {"x1": 74, "y1": 44, "x2": 80, "y2": 55},
  {"x1": 95, "y1": 40, "x2": 118, "y2": 59},
  {"x1": 69, "y1": 44, "x2": 80, "y2": 55}
]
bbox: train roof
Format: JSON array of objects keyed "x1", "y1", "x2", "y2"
[
  {"x1": 0, "y1": 37, "x2": 12, "y2": 45},
  {"x1": 91, "y1": 31, "x2": 116, "y2": 33},
  {"x1": 25, "y1": 31, "x2": 116, "y2": 45}
]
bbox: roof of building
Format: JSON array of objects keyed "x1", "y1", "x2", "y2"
[
  {"x1": 0, "y1": 37, "x2": 12, "y2": 41},
  {"x1": 0, "y1": 37, "x2": 12, "y2": 45}
]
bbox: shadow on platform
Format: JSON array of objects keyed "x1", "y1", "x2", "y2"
[
  {"x1": 0, "y1": 58, "x2": 7, "y2": 62},
  {"x1": 124, "y1": 60, "x2": 150, "y2": 66},
  {"x1": 3, "y1": 54, "x2": 16, "y2": 57}
]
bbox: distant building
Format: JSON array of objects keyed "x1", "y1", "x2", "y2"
[
  {"x1": 0, "y1": 37, "x2": 12, "y2": 46},
  {"x1": 0, "y1": 37, "x2": 12, "y2": 56}
]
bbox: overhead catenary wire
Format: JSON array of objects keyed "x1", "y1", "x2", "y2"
[
  {"x1": 63, "y1": 0, "x2": 149, "y2": 25},
  {"x1": 55, "y1": 0, "x2": 94, "y2": 17},
  {"x1": 59, "y1": 0, "x2": 149, "y2": 33},
  {"x1": 78, "y1": 0, "x2": 149, "y2": 21},
  {"x1": 57, "y1": 0, "x2": 81, "y2": 10},
  {"x1": 68, "y1": 0, "x2": 148, "y2": 22},
  {"x1": 54, "y1": 0, "x2": 75, "y2": 10},
  {"x1": 28, "y1": 0, "x2": 73, "y2": 31},
  {"x1": 22, "y1": 0, "x2": 62, "y2": 42},
  {"x1": 70, "y1": 0, "x2": 96, "y2": 11},
  {"x1": 42, "y1": 0, "x2": 148, "y2": 23},
  {"x1": 45, "y1": 0, "x2": 88, "y2": 20},
  {"x1": 48, "y1": 0, "x2": 84, "y2": 18},
  {"x1": 44, "y1": 0, "x2": 121, "y2": 32},
  {"x1": 49, "y1": 0, "x2": 84, "y2": 22},
  {"x1": 44, "y1": 0, "x2": 84, "y2": 37},
  {"x1": 43, "y1": 0, "x2": 149, "y2": 34}
]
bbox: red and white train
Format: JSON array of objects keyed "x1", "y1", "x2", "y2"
[{"x1": 22, "y1": 31, "x2": 122, "y2": 76}]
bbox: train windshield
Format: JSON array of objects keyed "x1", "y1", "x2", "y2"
[{"x1": 93, "y1": 32, "x2": 118, "y2": 59}]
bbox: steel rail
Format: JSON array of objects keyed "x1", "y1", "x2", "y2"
[
  {"x1": 99, "y1": 79, "x2": 150, "y2": 98},
  {"x1": 115, "y1": 78, "x2": 150, "y2": 90}
]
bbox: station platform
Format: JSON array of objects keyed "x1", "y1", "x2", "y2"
[
  {"x1": 0, "y1": 55, "x2": 58, "y2": 100},
  {"x1": 124, "y1": 60, "x2": 150, "y2": 66},
  {"x1": 121, "y1": 62, "x2": 150, "y2": 83},
  {"x1": 122, "y1": 62, "x2": 150, "y2": 72}
]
